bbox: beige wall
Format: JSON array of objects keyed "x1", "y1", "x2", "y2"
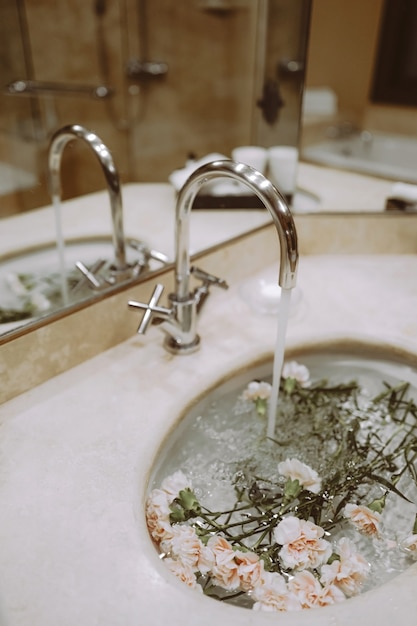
[
  {"x1": 305, "y1": 0, "x2": 417, "y2": 136},
  {"x1": 306, "y1": 0, "x2": 384, "y2": 122}
]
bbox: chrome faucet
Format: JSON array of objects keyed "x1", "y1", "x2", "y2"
[
  {"x1": 128, "y1": 159, "x2": 299, "y2": 355},
  {"x1": 48, "y1": 123, "x2": 130, "y2": 281}
]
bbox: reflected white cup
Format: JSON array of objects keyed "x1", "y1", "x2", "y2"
[
  {"x1": 231, "y1": 146, "x2": 268, "y2": 174},
  {"x1": 267, "y1": 146, "x2": 299, "y2": 196}
]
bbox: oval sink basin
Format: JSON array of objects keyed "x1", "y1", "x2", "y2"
[{"x1": 147, "y1": 342, "x2": 417, "y2": 614}]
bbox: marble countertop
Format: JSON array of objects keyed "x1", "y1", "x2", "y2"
[{"x1": 1, "y1": 254, "x2": 417, "y2": 625}]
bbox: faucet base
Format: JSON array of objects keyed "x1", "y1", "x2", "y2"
[{"x1": 163, "y1": 334, "x2": 201, "y2": 355}]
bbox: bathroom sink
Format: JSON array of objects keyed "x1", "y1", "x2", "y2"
[
  {"x1": 0, "y1": 236, "x2": 160, "y2": 326},
  {"x1": 147, "y1": 341, "x2": 417, "y2": 615}
]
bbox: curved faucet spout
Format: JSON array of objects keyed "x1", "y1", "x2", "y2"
[
  {"x1": 175, "y1": 159, "x2": 298, "y2": 299},
  {"x1": 127, "y1": 159, "x2": 299, "y2": 355},
  {"x1": 48, "y1": 124, "x2": 127, "y2": 272}
]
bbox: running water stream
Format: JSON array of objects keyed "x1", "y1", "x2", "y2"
[
  {"x1": 52, "y1": 195, "x2": 69, "y2": 306},
  {"x1": 267, "y1": 287, "x2": 292, "y2": 437}
]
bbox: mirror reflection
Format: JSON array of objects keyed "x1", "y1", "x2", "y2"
[
  {"x1": 2, "y1": 0, "x2": 417, "y2": 343},
  {"x1": 0, "y1": 0, "x2": 309, "y2": 339},
  {"x1": 301, "y1": 0, "x2": 417, "y2": 185}
]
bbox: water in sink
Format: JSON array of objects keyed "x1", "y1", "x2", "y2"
[
  {"x1": 0, "y1": 238, "x2": 145, "y2": 325},
  {"x1": 147, "y1": 347, "x2": 417, "y2": 612}
]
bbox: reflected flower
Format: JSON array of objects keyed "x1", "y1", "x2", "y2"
[
  {"x1": 242, "y1": 381, "x2": 272, "y2": 401},
  {"x1": 282, "y1": 361, "x2": 310, "y2": 386},
  {"x1": 400, "y1": 534, "x2": 417, "y2": 560}
]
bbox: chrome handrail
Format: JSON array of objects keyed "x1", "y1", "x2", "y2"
[{"x1": 5, "y1": 80, "x2": 114, "y2": 99}]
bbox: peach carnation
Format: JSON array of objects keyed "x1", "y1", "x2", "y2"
[
  {"x1": 274, "y1": 516, "x2": 332, "y2": 570},
  {"x1": 320, "y1": 537, "x2": 370, "y2": 597},
  {"x1": 160, "y1": 470, "x2": 192, "y2": 499},
  {"x1": 288, "y1": 570, "x2": 345, "y2": 608},
  {"x1": 343, "y1": 503, "x2": 381, "y2": 537},
  {"x1": 207, "y1": 536, "x2": 240, "y2": 590},
  {"x1": 252, "y1": 571, "x2": 301, "y2": 612},
  {"x1": 145, "y1": 488, "x2": 173, "y2": 544},
  {"x1": 278, "y1": 458, "x2": 321, "y2": 494},
  {"x1": 161, "y1": 524, "x2": 214, "y2": 574},
  {"x1": 164, "y1": 558, "x2": 202, "y2": 591},
  {"x1": 234, "y1": 550, "x2": 264, "y2": 592}
]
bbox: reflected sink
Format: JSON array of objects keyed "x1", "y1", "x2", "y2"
[
  {"x1": 147, "y1": 341, "x2": 417, "y2": 614},
  {"x1": 0, "y1": 236, "x2": 165, "y2": 326}
]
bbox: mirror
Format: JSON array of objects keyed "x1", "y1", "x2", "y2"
[
  {"x1": 301, "y1": 0, "x2": 417, "y2": 187},
  {"x1": 0, "y1": 0, "x2": 310, "y2": 341}
]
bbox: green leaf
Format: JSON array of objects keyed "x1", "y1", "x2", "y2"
[
  {"x1": 255, "y1": 398, "x2": 268, "y2": 417},
  {"x1": 169, "y1": 503, "x2": 187, "y2": 523},
  {"x1": 368, "y1": 493, "x2": 387, "y2": 514},
  {"x1": 178, "y1": 488, "x2": 201, "y2": 514},
  {"x1": 283, "y1": 377, "x2": 297, "y2": 395},
  {"x1": 327, "y1": 552, "x2": 340, "y2": 565},
  {"x1": 284, "y1": 478, "x2": 301, "y2": 501},
  {"x1": 169, "y1": 488, "x2": 201, "y2": 523},
  {"x1": 368, "y1": 472, "x2": 413, "y2": 503}
]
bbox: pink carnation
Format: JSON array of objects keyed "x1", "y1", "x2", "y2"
[
  {"x1": 164, "y1": 558, "x2": 202, "y2": 591},
  {"x1": 234, "y1": 550, "x2": 264, "y2": 592},
  {"x1": 274, "y1": 516, "x2": 332, "y2": 570},
  {"x1": 288, "y1": 570, "x2": 345, "y2": 608},
  {"x1": 252, "y1": 571, "x2": 301, "y2": 612},
  {"x1": 161, "y1": 524, "x2": 214, "y2": 573},
  {"x1": 320, "y1": 537, "x2": 370, "y2": 596},
  {"x1": 207, "y1": 536, "x2": 240, "y2": 590},
  {"x1": 145, "y1": 488, "x2": 173, "y2": 544},
  {"x1": 344, "y1": 503, "x2": 381, "y2": 537},
  {"x1": 278, "y1": 458, "x2": 321, "y2": 494}
]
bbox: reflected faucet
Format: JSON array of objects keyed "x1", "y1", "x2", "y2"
[
  {"x1": 48, "y1": 124, "x2": 129, "y2": 280},
  {"x1": 128, "y1": 160, "x2": 299, "y2": 355}
]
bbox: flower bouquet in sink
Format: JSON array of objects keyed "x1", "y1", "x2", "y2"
[{"x1": 146, "y1": 361, "x2": 417, "y2": 612}]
